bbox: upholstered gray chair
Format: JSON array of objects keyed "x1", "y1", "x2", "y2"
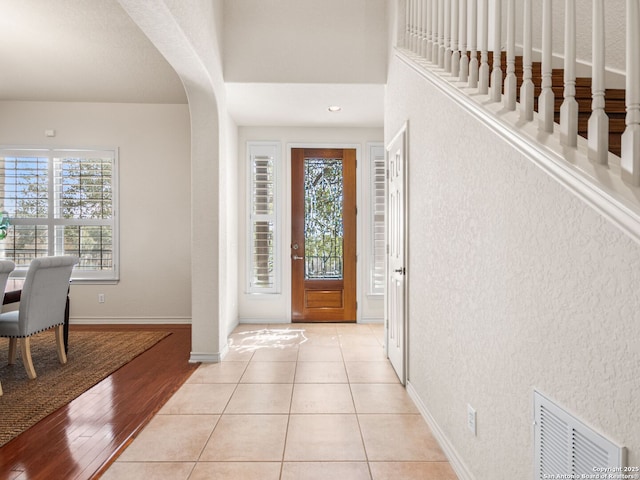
[
  {"x1": 0, "y1": 260, "x2": 16, "y2": 395},
  {"x1": 0, "y1": 256, "x2": 78, "y2": 380}
]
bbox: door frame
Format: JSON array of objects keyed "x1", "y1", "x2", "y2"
[
  {"x1": 286, "y1": 143, "x2": 363, "y2": 323},
  {"x1": 385, "y1": 123, "x2": 409, "y2": 384}
]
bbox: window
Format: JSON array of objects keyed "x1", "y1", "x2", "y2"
[
  {"x1": 247, "y1": 142, "x2": 280, "y2": 293},
  {"x1": 0, "y1": 147, "x2": 118, "y2": 282},
  {"x1": 369, "y1": 144, "x2": 385, "y2": 295}
]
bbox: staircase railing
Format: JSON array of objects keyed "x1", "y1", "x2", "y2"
[
  {"x1": 400, "y1": 0, "x2": 640, "y2": 242},
  {"x1": 402, "y1": 0, "x2": 638, "y2": 175}
]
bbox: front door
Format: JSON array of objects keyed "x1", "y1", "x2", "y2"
[{"x1": 291, "y1": 148, "x2": 356, "y2": 322}]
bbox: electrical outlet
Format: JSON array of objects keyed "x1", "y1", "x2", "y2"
[
  {"x1": 467, "y1": 404, "x2": 477, "y2": 436},
  {"x1": 98, "y1": 293, "x2": 105, "y2": 303}
]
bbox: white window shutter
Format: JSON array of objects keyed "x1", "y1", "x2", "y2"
[
  {"x1": 370, "y1": 144, "x2": 386, "y2": 295},
  {"x1": 247, "y1": 142, "x2": 280, "y2": 293}
]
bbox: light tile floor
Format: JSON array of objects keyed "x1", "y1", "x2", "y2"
[{"x1": 102, "y1": 323, "x2": 458, "y2": 480}]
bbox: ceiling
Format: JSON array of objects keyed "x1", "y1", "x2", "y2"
[{"x1": 0, "y1": 0, "x2": 386, "y2": 128}]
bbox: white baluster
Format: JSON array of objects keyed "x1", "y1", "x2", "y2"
[
  {"x1": 622, "y1": 0, "x2": 640, "y2": 185},
  {"x1": 490, "y1": 0, "x2": 502, "y2": 102},
  {"x1": 588, "y1": 0, "x2": 609, "y2": 164},
  {"x1": 538, "y1": 0, "x2": 554, "y2": 133},
  {"x1": 418, "y1": 0, "x2": 425, "y2": 57},
  {"x1": 479, "y1": 0, "x2": 489, "y2": 94},
  {"x1": 414, "y1": 0, "x2": 420, "y2": 52},
  {"x1": 426, "y1": 0, "x2": 434, "y2": 61},
  {"x1": 504, "y1": 0, "x2": 517, "y2": 110},
  {"x1": 414, "y1": 0, "x2": 420, "y2": 54},
  {"x1": 415, "y1": 0, "x2": 421, "y2": 52},
  {"x1": 560, "y1": 0, "x2": 578, "y2": 146},
  {"x1": 520, "y1": 0, "x2": 534, "y2": 121},
  {"x1": 444, "y1": 0, "x2": 452, "y2": 71},
  {"x1": 439, "y1": 0, "x2": 446, "y2": 67},
  {"x1": 408, "y1": 0, "x2": 414, "y2": 50},
  {"x1": 432, "y1": 0, "x2": 440, "y2": 62},
  {"x1": 405, "y1": 0, "x2": 411, "y2": 48},
  {"x1": 422, "y1": 0, "x2": 430, "y2": 56},
  {"x1": 469, "y1": 0, "x2": 479, "y2": 87},
  {"x1": 416, "y1": 0, "x2": 422, "y2": 52},
  {"x1": 451, "y1": 0, "x2": 460, "y2": 76},
  {"x1": 460, "y1": 0, "x2": 469, "y2": 82}
]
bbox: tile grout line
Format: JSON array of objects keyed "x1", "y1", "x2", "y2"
[
  {"x1": 192, "y1": 357, "x2": 250, "y2": 465},
  {"x1": 279, "y1": 341, "x2": 299, "y2": 480},
  {"x1": 341, "y1": 331, "x2": 375, "y2": 480}
]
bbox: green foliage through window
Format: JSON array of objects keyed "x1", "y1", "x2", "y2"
[
  {"x1": 304, "y1": 158, "x2": 343, "y2": 280},
  {"x1": 0, "y1": 148, "x2": 117, "y2": 280}
]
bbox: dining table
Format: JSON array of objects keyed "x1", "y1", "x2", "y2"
[{"x1": 2, "y1": 278, "x2": 71, "y2": 353}]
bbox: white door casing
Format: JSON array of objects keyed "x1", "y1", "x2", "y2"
[{"x1": 386, "y1": 125, "x2": 407, "y2": 384}]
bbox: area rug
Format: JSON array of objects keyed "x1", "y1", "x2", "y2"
[{"x1": 0, "y1": 329, "x2": 170, "y2": 447}]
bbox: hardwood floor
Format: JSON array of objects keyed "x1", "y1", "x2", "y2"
[{"x1": 0, "y1": 324, "x2": 198, "y2": 480}]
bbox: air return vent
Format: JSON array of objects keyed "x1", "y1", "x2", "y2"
[{"x1": 534, "y1": 391, "x2": 626, "y2": 478}]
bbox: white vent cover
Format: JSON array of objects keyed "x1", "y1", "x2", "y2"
[{"x1": 534, "y1": 391, "x2": 626, "y2": 478}]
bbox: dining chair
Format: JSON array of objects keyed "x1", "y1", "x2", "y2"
[
  {"x1": 0, "y1": 260, "x2": 16, "y2": 395},
  {"x1": 0, "y1": 256, "x2": 78, "y2": 380}
]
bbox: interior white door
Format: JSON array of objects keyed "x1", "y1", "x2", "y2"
[{"x1": 386, "y1": 127, "x2": 406, "y2": 384}]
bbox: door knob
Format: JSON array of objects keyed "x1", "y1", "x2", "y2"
[{"x1": 292, "y1": 255, "x2": 304, "y2": 260}]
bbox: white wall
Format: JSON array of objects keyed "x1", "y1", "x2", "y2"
[
  {"x1": 513, "y1": 0, "x2": 625, "y2": 83},
  {"x1": 223, "y1": 0, "x2": 388, "y2": 84},
  {"x1": 0, "y1": 100, "x2": 191, "y2": 323},
  {"x1": 385, "y1": 53, "x2": 640, "y2": 478},
  {"x1": 537, "y1": 0, "x2": 625, "y2": 73},
  {"x1": 223, "y1": 112, "x2": 240, "y2": 335},
  {"x1": 237, "y1": 126, "x2": 384, "y2": 324}
]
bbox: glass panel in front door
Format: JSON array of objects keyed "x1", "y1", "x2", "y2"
[{"x1": 304, "y1": 157, "x2": 343, "y2": 280}]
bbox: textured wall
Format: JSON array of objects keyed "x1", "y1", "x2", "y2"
[
  {"x1": 385, "y1": 56, "x2": 640, "y2": 478},
  {"x1": 518, "y1": 0, "x2": 625, "y2": 72}
]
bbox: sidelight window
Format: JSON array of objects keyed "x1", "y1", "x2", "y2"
[
  {"x1": 369, "y1": 144, "x2": 385, "y2": 295},
  {"x1": 247, "y1": 142, "x2": 280, "y2": 293}
]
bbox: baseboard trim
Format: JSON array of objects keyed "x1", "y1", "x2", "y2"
[
  {"x1": 71, "y1": 316, "x2": 191, "y2": 325},
  {"x1": 359, "y1": 317, "x2": 384, "y2": 324},
  {"x1": 189, "y1": 343, "x2": 228, "y2": 364},
  {"x1": 239, "y1": 318, "x2": 287, "y2": 324},
  {"x1": 406, "y1": 381, "x2": 475, "y2": 480}
]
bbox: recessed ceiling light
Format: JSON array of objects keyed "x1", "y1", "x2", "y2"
[{"x1": 327, "y1": 105, "x2": 342, "y2": 112}]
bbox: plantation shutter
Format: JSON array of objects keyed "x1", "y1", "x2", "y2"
[
  {"x1": 0, "y1": 147, "x2": 118, "y2": 281},
  {"x1": 248, "y1": 143, "x2": 280, "y2": 293},
  {"x1": 370, "y1": 145, "x2": 386, "y2": 295}
]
